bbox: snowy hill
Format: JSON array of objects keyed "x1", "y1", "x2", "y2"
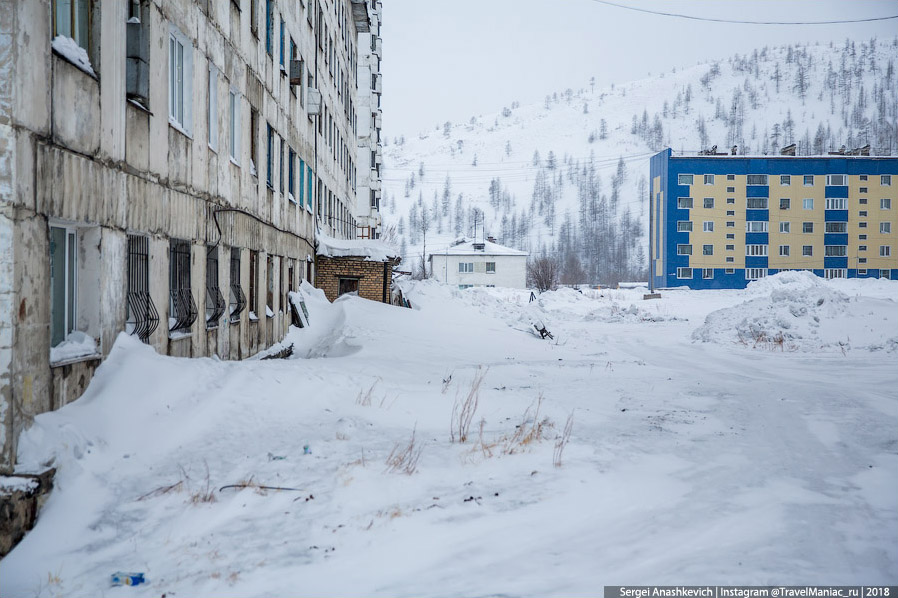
[{"x1": 382, "y1": 37, "x2": 898, "y2": 285}]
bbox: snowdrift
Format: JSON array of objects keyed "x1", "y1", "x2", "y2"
[{"x1": 693, "y1": 271, "x2": 898, "y2": 352}]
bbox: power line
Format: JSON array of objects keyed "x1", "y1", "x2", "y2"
[{"x1": 587, "y1": 0, "x2": 898, "y2": 25}]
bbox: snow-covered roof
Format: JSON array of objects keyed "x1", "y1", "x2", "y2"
[
  {"x1": 316, "y1": 232, "x2": 400, "y2": 262},
  {"x1": 429, "y1": 239, "x2": 529, "y2": 258}
]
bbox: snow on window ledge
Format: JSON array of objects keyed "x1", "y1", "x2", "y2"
[
  {"x1": 50, "y1": 331, "x2": 101, "y2": 367},
  {"x1": 248, "y1": 311, "x2": 259, "y2": 322},
  {"x1": 51, "y1": 36, "x2": 96, "y2": 78},
  {"x1": 126, "y1": 98, "x2": 152, "y2": 114},
  {"x1": 288, "y1": 193, "x2": 296, "y2": 204},
  {"x1": 168, "y1": 118, "x2": 193, "y2": 139}
]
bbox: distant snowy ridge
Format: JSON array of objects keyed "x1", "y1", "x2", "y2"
[{"x1": 382, "y1": 37, "x2": 897, "y2": 286}]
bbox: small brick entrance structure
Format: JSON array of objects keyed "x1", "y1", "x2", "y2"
[{"x1": 314, "y1": 235, "x2": 400, "y2": 303}]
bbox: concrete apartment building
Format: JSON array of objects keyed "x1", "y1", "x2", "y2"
[
  {"x1": 650, "y1": 148, "x2": 898, "y2": 289},
  {"x1": 354, "y1": 0, "x2": 382, "y2": 240},
  {"x1": 0, "y1": 0, "x2": 373, "y2": 472}
]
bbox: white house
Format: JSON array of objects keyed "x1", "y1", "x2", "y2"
[{"x1": 429, "y1": 239, "x2": 529, "y2": 289}]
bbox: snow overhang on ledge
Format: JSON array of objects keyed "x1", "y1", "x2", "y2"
[
  {"x1": 349, "y1": 0, "x2": 370, "y2": 32},
  {"x1": 316, "y1": 232, "x2": 399, "y2": 263}
]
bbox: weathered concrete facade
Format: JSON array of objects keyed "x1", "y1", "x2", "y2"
[
  {"x1": 0, "y1": 0, "x2": 372, "y2": 473},
  {"x1": 354, "y1": 0, "x2": 382, "y2": 239}
]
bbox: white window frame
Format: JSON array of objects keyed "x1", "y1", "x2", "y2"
[
  {"x1": 779, "y1": 198, "x2": 791, "y2": 210},
  {"x1": 677, "y1": 221, "x2": 693, "y2": 232},
  {"x1": 802, "y1": 222, "x2": 814, "y2": 233},
  {"x1": 825, "y1": 197, "x2": 847, "y2": 210},
  {"x1": 677, "y1": 197, "x2": 693, "y2": 209},
  {"x1": 677, "y1": 267, "x2": 693, "y2": 279},
  {"x1": 703, "y1": 221, "x2": 713, "y2": 232},
  {"x1": 802, "y1": 198, "x2": 814, "y2": 210},
  {"x1": 780, "y1": 222, "x2": 790, "y2": 233},
  {"x1": 803, "y1": 175, "x2": 814, "y2": 186},
  {"x1": 779, "y1": 245, "x2": 790, "y2": 256},
  {"x1": 780, "y1": 175, "x2": 791, "y2": 186},
  {"x1": 53, "y1": 0, "x2": 91, "y2": 54},
  {"x1": 485, "y1": 261, "x2": 496, "y2": 274},
  {"x1": 704, "y1": 174, "x2": 714, "y2": 185},
  {"x1": 746, "y1": 221, "x2": 768, "y2": 233},
  {"x1": 802, "y1": 245, "x2": 813, "y2": 257},
  {"x1": 677, "y1": 244, "x2": 692, "y2": 256},
  {"x1": 881, "y1": 246, "x2": 892, "y2": 257},
  {"x1": 703, "y1": 197, "x2": 714, "y2": 209},
  {"x1": 678, "y1": 174, "x2": 693, "y2": 185},
  {"x1": 746, "y1": 197, "x2": 768, "y2": 209},
  {"x1": 168, "y1": 25, "x2": 194, "y2": 135},
  {"x1": 881, "y1": 175, "x2": 892, "y2": 186},
  {"x1": 458, "y1": 262, "x2": 474, "y2": 273},
  {"x1": 702, "y1": 268, "x2": 713, "y2": 279},
  {"x1": 824, "y1": 268, "x2": 847, "y2": 280},
  {"x1": 882, "y1": 198, "x2": 892, "y2": 210},
  {"x1": 207, "y1": 63, "x2": 219, "y2": 151},
  {"x1": 745, "y1": 244, "x2": 768, "y2": 256},
  {"x1": 49, "y1": 224, "x2": 78, "y2": 348},
  {"x1": 702, "y1": 244, "x2": 713, "y2": 256},
  {"x1": 881, "y1": 222, "x2": 892, "y2": 234},
  {"x1": 746, "y1": 268, "x2": 768, "y2": 280},
  {"x1": 826, "y1": 174, "x2": 847, "y2": 186},
  {"x1": 228, "y1": 88, "x2": 240, "y2": 164},
  {"x1": 824, "y1": 246, "x2": 847, "y2": 257},
  {"x1": 747, "y1": 174, "x2": 768, "y2": 186},
  {"x1": 824, "y1": 222, "x2": 847, "y2": 233}
]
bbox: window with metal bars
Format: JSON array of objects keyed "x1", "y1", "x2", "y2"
[
  {"x1": 127, "y1": 234, "x2": 159, "y2": 343},
  {"x1": 249, "y1": 250, "x2": 258, "y2": 317},
  {"x1": 205, "y1": 246, "x2": 225, "y2": 328},
  {"x1": 266, "y1": 255, "x2": 274, "y2": 314},
  {"x1": 169, "y1": 239, "x2": 197, "y2": 333},
  {"x1": 229, "y1": 247, "x2": 246, "y2": 322}
]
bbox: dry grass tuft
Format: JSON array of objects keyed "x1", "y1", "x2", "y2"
[
  {"x1": 188, "y1": 462, "x2": 217, "y2": 504},
  {"x1": 502, "y1": 393, "x2": 553, "y2": 455},
  {"x1": 451, "y1": 367, "x2": 487, "y2": 443},
  {"x1": 385, "y1": 427, "x2": 424, "y2": 475},
  {"x1": 356, "y1": 380, "x2": 379, "y2": 406},
  {"x1": 553, "y1": 411, "x2": 574, "y2": 467}
]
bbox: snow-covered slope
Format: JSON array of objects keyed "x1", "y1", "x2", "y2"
[
  {"x1": 2, "y1": 275, "x2": 896, "y2": 596},
  {"x1": 382, "y1": 37, "x2": 898, "y2": 284}
]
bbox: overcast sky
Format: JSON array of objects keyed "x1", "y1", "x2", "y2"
[{"x1": 379, "y1": 0, "x2": 898, "y2": 137}]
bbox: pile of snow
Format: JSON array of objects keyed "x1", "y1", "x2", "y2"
[
  {"x1": 51, "y1": 36, "x2": 95, "y2": 77},
  {"x1": 49, "y1": 331, "x2": 98, "y2": 364},
  {"x1": 316, "y1": 231, "x2": 399, "y2": 262},
  {"x1": 0, "y1": 476, "x2": 39, "y2": 493},
  {"x1": 693, "y1": 272, "x2": 898, "y2": 352},
  {"x1": 3, "y1": 273, "x2": 896, "y2": 595}
]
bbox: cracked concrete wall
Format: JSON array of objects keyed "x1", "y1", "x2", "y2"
[
  {"x1": 0, "y1": 0, "x2": 17, "y2": 473},
  {"x1": 0, "y1": 0, "x2": 368, "y2": 470}
]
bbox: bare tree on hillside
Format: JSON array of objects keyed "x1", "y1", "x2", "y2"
[{"x1": 527, "y1": 256, "x2": 559, "y2": 292}]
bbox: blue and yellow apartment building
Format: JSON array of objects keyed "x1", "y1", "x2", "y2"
[{"x1": 649, "y1": 149, "x2": 898, "y2": 289}]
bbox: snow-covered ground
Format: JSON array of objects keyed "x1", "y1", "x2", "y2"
[{"x1": 2, "y1": 275, "x2": 897, "y2": 596}]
